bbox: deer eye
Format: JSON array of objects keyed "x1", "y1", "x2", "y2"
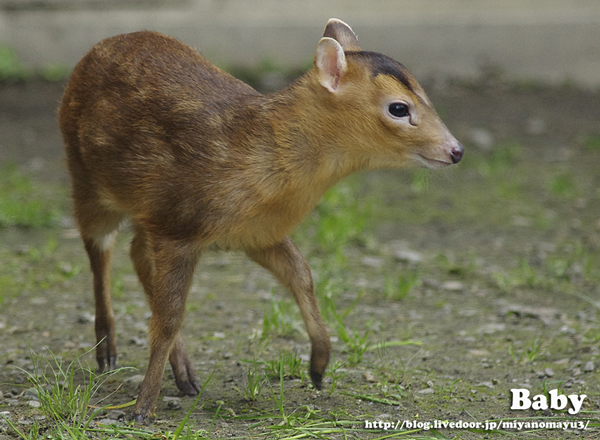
[{"x1": 388, "y1": 102, "x2": 409, "y2": 118}]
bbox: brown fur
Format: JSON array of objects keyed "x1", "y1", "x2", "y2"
[{"x1": 58, "y1": 19, "x2": 463, "y2": 422}]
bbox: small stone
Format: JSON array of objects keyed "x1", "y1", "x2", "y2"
[
  {"x1": 394, "y1": 250, "x2": 423, "y2": 264},
  {"x1": 24, "y1": 388, "x2": 38, "y2": 399},
  {"x1": 106, "y1": 410, "x2": 126, "y2": 421},
  {"x1": 417, "y1": 387, "x2": 434, "y2": 394},
  {"x1": 125, "y1": 374, "x2": 145, "y2": 385},
  {"x1": 441, "y1": 281, "x2": 465, "y2": 292},
  {"x1": 361, "y1": 256, "x2": 384, "y2": 268},
  {"x1": 583, "y1": 361, "x2": 594, "y2": 373},
  {"x1": 468, "y1": 349, "x2": 490, "y2": 357},
  {"x1": 77, "y1": 312, "x2": 94, "y2": 324},
  {"x1": 163, "y1": 396, "x2": 182, "y2": 410},
  {"x1": 364, "y1": 371, "x2": 377, "y2": 383},
  {"x1": 479, "y1": 323, "x2": 506, "y2": 334},
  {"x1": 28, "y1": 400, "x2": 41, "y2": 409},
  {"x1": 30, "y1": 297, "x2": 48, "y2": 306},
  {"x1": 60, "y1": 263, "x2": 73, "y2": 275},
  {"x1": 544, "y1": 367, "x2": 555, "y2": 377}
]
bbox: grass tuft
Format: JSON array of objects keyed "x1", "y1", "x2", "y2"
[
  {"x1": 20, "y1": 350, "x2": 131, "y2": 436},
  {"x1": 384, "y1": 271, "x2": 420, "y2": 301},
  {"x1": 262, "y1": 291, "x2": 303, "y2": 338}
]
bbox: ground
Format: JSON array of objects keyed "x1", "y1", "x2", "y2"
[{"x1": 0, "y1": 75, "x2": 599, "y2": 439}]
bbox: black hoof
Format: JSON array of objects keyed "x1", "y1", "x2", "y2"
[
  {"x1": 176, "y1": 378, "x2": 201, "y2": 396},
  {"x1": 96, "y1": 356, "x2": 117, "y2": 372},
  {"x1": 310, "y1": 370, "x2": 323, "y2": 390},
  {"x1": 96, "y1": 357, "x2": 107, "y2": 372}
]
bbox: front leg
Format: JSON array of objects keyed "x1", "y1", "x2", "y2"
[{"x1": 246, "y1": 237, "x2": 330, "y2": 389}]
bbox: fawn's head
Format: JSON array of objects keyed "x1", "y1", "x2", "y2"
[{"x1": 306, "y1": 19, "x2": 463, "y2": 170}]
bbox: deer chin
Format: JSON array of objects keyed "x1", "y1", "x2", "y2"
[{"x1": 412, "y1": 153, "x2": 452, "y2": 169}]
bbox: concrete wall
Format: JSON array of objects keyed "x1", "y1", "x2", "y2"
[{"x1": 1, "y1": 0, "x2": 600, "y2": 87}]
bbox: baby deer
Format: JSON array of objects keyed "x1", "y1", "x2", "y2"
[{"x1": 59, "y1": 18, "x2": 463, "y2": 422}]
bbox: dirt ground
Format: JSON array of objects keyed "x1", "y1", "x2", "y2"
[{"x1": 1, "y1": 75, "x2": 599, "y2": 439}]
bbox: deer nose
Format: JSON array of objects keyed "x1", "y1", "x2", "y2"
[{"x1": 450, "y1": 142, "x2": 464, "y2": 164}]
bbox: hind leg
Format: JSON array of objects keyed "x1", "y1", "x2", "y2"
[
  {"x1": 130, "y1": 226, "x2": 201, "y2": 397},
  {"x1": 70, "y1": 173, "x2": 124, "y2": 371},
  {"x1": 130, "y1": 233, "x2": 200, "y2": 422},
  {"x1": 64, "y1": 124, "x2": 125, "y2": 370},
  {"x1": 83, "y1": 230, "x2": 119, "y2": 371},
  {"x1": 76, "y1": 207, "x2": 123, "y2": 371}
]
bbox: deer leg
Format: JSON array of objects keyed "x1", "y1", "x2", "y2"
[
  {"x1": 169, "y1": 333, "x2": 200, "y2": 395},
  {"x1": 83, "y1": 233, "x2": 118, "y2": 371},
  {"x1": 74, "y1": 192, "x2": 125, "y2": 372},
  {"x1": 131, "y1": 235, "x2": 199, "y2": 423},
  {"x1": 130, "y1": 227, "x2": 200, "y2": 397},
  {"x1": 246, "y1": 236, "x2": 330, "y2": 389}
]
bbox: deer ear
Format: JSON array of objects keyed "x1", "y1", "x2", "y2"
[
  {"x1": 314, "y1": 37, "x2": 347, "y2": 93},
  {"x1": 322, "y1": 18, "x2": 360, "y2": 51}
]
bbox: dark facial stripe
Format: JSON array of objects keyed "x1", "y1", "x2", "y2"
[{"x1": 346, "y1": 51, "x2": 415, "y2": 93}]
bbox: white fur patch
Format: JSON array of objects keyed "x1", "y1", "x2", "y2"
[{"x1": 98, "y1": 230, "x2": 118, "y2": 251}]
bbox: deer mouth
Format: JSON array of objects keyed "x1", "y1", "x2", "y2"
[{"x1": 414, "y1": 154, "x2": 451, "y2": 169}]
